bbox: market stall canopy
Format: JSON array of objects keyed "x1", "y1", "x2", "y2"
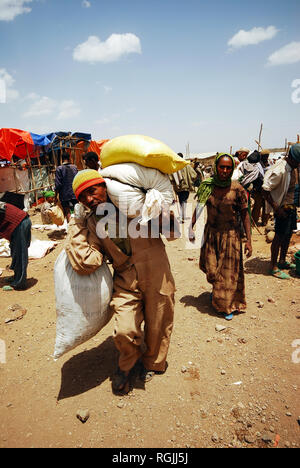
[
  {"x1": 0, "y1": 128, "x2": 55, "y2": 160},
  {"x1": 49, "y1": 131, "x2": 91, "y2": 153},
  {"x1": 74, "y1": 139, "x2": 109, "y2": 169}
]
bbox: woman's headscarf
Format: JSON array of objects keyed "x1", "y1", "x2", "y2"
[{"x1": 196, "y1": 153, "x2": 235, "y2": 205}]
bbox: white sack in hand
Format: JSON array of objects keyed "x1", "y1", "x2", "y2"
[{"x1": 53, "y1": 250, "x2": 113, "y2": 360}]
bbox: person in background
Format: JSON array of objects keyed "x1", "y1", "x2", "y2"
[
  {"x1": 172, "y1": 153, "x2": 197, "y2": 223},
  {"x1": 66, "y1": 169, "x2": 179, "y2": 394},
  {"x1": 54, "y1": 152, "x2": 78, "y2": 223},
  {"x1": 235, "y1": 147, "x2": 250, "y2": 163},
  {"x1": 260, "y1": 149, "x2": 271, "y2": 172},
  {"x1": 249, "y1": 150, "x2": 270, "y2": 226},
  {"x1": 41, "y1": 191, "x2": 55, "y2": 225},
  {"x1": 83, "y1": 151, "x2": 101, "y2": 173},
  {"x1": 0, "y1": 200, "x2": 31, "y2": 290},
  {"x1": 192, "y1": 161, "x2": 204, "y2": 188},
  {"x1": 189, "y1": 153, "x2": 252, "y2": 321},
  {"x1": 262, "y1": 143, "x2": 300, "y2": 279}
]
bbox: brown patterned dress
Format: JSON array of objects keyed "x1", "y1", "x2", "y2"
[{"x1": 200, "y1": 181, "x2": 248, "y2": 314}]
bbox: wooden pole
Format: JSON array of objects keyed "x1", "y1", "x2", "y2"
[
  {"x1": 26, "y1": 144, "x2": 38, "y2": 205},
  {"x1": 255, "y1": 140, "x2": 263, "y2": 151},
  {"x1": 257, "y1": 123, "x2": 263, "y2": 150}
]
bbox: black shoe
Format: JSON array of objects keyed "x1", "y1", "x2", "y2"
[
  {"x1": 111, "y1": 367, "x2": 131, "y2": 394},
  {"x1": 139, "y1": 362, "x2": 168, "y2": 382}
]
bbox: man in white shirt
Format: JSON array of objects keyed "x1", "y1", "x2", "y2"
[{"x1": 262, "y1": 144, "x2": 300, "y2": 278}]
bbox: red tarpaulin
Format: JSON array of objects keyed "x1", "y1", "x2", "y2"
[
  {"x1": 0, "y1": 128, "x2": 55, "y2": 160},
  {"x1": 0, "y1": 128, "x2": 33, "y2": 160}
]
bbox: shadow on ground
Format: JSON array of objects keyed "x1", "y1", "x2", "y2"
[
  {"x1": 244, "y1": 256, "x2": 270, "y2": 276},
  {"x1": 0, "y1": 276, "x2": 38, "y2": 290},
  {"x1": 57, "y1": 336, "x2": 147, "y2": 400},
  {"x1": 180, "y1": 291, "x2": 216, "y2": 318}
]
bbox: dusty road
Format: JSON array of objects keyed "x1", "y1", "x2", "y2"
[{"x1": 0, "y1": 205, "x2": 299, "y2": 448}]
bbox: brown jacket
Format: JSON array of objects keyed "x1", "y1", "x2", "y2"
[{"x1": 65, "y1": 211, "x2": 175, "y2": 295}]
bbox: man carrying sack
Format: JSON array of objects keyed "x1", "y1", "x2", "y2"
[
  {"x1": 262, "y1": 143, "x2": 300, "y2": 279},
  {"x1": 65, "y1": 169, "x2": 179, "y2": 394}
]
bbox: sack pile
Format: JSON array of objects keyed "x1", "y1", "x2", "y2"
[
  {"x1": 100, "y1": 135, "x2": 186, "y2": 224},
  {"x1": 101, "y1": 134, "x2": 188, "y2": 174}
]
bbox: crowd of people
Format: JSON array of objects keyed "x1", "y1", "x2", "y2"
[{"x1": 0, "y1": 143, "x2": 299, "y2": 394}]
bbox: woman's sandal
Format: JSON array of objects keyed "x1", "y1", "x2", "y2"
[
  {"x1": 224, "y1": 313, "x2": 234, "y2": 321},
  {"x1": 269, "y1": 268, "x2": 291, "y2": 279},
  {"x1": 112, "y1": 367, "x2": 130, "y2": 394}
]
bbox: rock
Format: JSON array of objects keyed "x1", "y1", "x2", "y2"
[
  {"x1": 238, "y1": 338, "x2": 247, "y2": 344},
  {"x1": 181, "y1": 366, "x2": 187, "y2": 373},
  {"x1": 261, "y1": 432, "x2": 273, "y2": 443},
  {"x1": 266, "y1": 231, "x2": 275, "y2": 243},
  {"x1": 76, "y1": 409, "x2": 90, "y2": 423},
  {"x1": 256, "y1": 301, "x2": 264, "y2": 308},
  {"x1": 5, "y1": 304, "x2": 27, "y2": 323},
  {"x1": 244, "y1": 434, "x2": 255, "y2": 444},
  {"x1": 267, "y1": 297, "x2": 276, "y2": 303},
  {"x1": 215, "y1": 324, "x2": 226, "y2": 332},
  {"x1": 211, "y1": 433, "x2": 219, "y2": 443}
]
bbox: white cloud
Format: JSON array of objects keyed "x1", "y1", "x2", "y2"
[
  {"x1": 23, "y1": 96, "x2": 56, "y2": 117},
  {"x1": 103, "y1": 85, "x2": 112, "y2": 94},
  {"x1": 267, "y1": 41, "x2": 300, "y2": 66},
  {"x1": 73, "y1": 33, "x2": 142, "y2": 63},
  {"x1": 0, "y1": 68, "x2": 19, "y2": 101},
  {"x1": 23, "y1": 95, "x2": 81, "y2": 120},
  {"x1": 0, "y1": 0, "x2": 33, "y2": 21},
  {"x1": 95, "y1": 113, "x2": 120, "y2": 125},
  {"x1": 57, "y1": 100, "x2": 81, "y2": 120},
  {"x1": 23, "y1": 91, "x2": 40, "y2": 100},
  {"x1": 82, "y1": 0, "x2": 91, "y2": 7},
  {"x1": 228, "y1": 26, "x2": 279, "y2": 50}
]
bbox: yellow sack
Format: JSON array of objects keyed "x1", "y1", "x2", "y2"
[
  {"x1": 100, "y1": 134, "x2": 188, "y2": 174},
  {"x1": 49, "y1": 204, "x2": 65, "y2": 226}
]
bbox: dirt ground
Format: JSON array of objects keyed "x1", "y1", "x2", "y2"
[{"x1": 0, "y1": 202, "x2": 300, "y2": 449}]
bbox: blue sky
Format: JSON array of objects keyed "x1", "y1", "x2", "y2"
[{"x1": 0, "y1": 0, "x2": 299, "y2": 154}]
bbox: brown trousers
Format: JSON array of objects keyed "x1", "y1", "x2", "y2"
[{"x1": 111, "y1": 242, "x2": 175, "y2": 372}]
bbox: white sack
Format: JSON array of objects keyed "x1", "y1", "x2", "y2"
[
  {"x1": 53, "y1": 250, "x2": 113, "y2": 360},
  {"x1": 100, "y1": 163, "x2": 174, "y2": 225},
  {"x1": 0, "y1": 238, "x2": 10, "y2": 257},
  {"x1": 28, "y1": 238, "x2": 57, "y2": 259}
]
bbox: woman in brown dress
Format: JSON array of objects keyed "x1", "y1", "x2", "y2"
[{"x1": 189, "y1": 153, "x2": 252, "y2": 320}]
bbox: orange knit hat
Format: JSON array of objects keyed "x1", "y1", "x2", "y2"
[{"x1": 72, "y1": 169, "x2": 105, "y2": 199}]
